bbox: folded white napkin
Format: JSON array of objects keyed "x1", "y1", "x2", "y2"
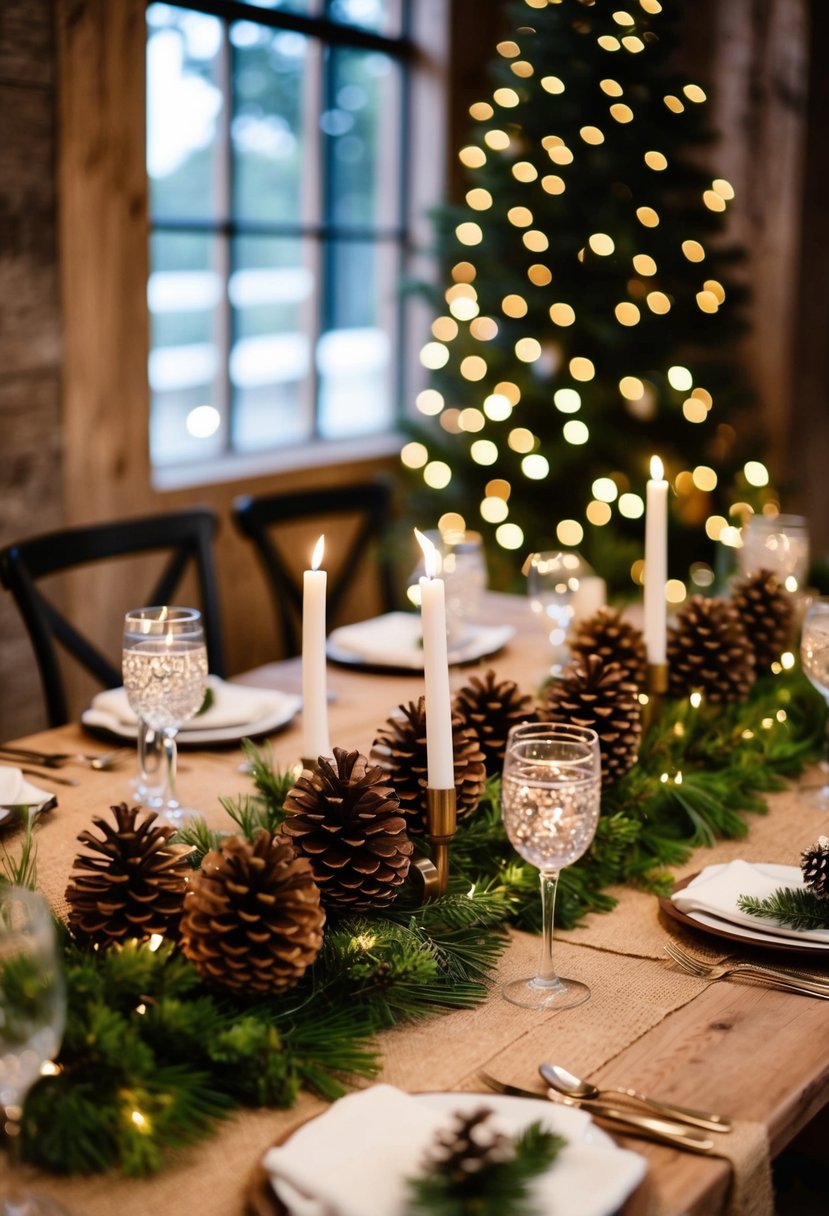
[
  {"x1": 672, "y1": 860, "x2": 829, "y2": 945},
  {"x1": 0, "y1": 765, "x2": 53, "y2": 809},
  {"x1": 263, "y1": 1085, "x2": 647, "y2": 1216},
  {"x1": 327, "y1": 613, "x2": 515, "y2": 669},
  {"x1": 91, "y1": 677, "x2": 280, "y2": 732}
]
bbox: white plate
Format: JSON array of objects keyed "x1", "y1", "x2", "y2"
[
  {"x1": 81, "y1": 688, "x2": 301, "y2": 748},
  {"x1": 326, "y1": 612, "x2": 515, "y2": 671},
  {"x1": 267, "y1": 1091, "x2": 647, "y2": 1216},
  {"x1": 664, "y1": 862, "x2": 829, "y2": 954}
]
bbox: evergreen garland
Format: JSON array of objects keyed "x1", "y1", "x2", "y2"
[
  {"x1": 7, "y1": 667, "x2": 825, "y2": 1180},
  {"x1": 737, "y1": 887, "x2": 829, "y2": 933}
]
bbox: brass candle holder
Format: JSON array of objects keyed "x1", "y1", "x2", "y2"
[
  {"x1": 641, "y1": 662, "x2": 668, "y2": 735},
  {"x1": 410, "y1": 787, "x2": 458, "y2": 902}
]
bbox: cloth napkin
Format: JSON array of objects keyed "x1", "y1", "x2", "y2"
[
  {"x1": 671, "y1": 859, "x2": 829, "y2": 945},
  {"x1": 262, "y1": 1084, "x2": 647, "y2": 1216},
  {"x1": 327, "y1": 612, "x2": 514, "y2": 668},
  {"x1": 91, "y1": 677, "x2": 280, "y2": 732},
  {"x1": 0, "y1": 765, "x2": 54, "y2": 809}
]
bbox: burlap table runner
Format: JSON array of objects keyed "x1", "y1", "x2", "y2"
[{"x1": 9, "y1": 751, "x2": 824, "y2": 1216}]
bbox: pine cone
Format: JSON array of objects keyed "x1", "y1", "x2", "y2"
[
  {"x1": 282, "y1": 747, "x2": 413, "y2": 911},
  {"x1": 801, "y1": 835, "x2": 829, "y2": 899},
  {"x1": 452, "y1": 669, "x2": 536, "y2": 775},
  {"x1": 730, "y1": 568, "x2": 795, "y2": 672},
  {"x1": 180, "y1": 829, "x2": 324, "y2": 994},
  {"x1": 540, "y1": 654, "x2": 641, "y2": 785},
  {"x1": 371, "y1": 697, "x2": 487, "y2": 834},
  {"x1": 424, "y1": 1107, "x2": 514, "y2": 1183},
  {"x1": 570, "y1": 607, "x2": 647, "y2": 690},
  {"x1": 65, "y1": 802, "x2": 189, "y2": 945},
  {"x1": 667, "y1": 595, "x2": 756, "y2": 703}
]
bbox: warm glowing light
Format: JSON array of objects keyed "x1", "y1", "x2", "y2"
[
  {"x1": 683, "y1": 398, "x2": 708, "y2": 423},
  {"x1": 502, "y1": 294, "x2": 528, "y2": 318},
  {"x1": 615, "y1": 302, "x2": 641, "y2": 326},
  {"x1": 636, "y1": 206, "x2": 659, "y2": 227},
  {"x1": 554, "y1": 388, "x2": 581, "y2": 413},
  {"x1": 644, "y1": 150, "x2": 668, "y2": 170},
  {"x1": 666, "y1": 579, "x2": 686, "y2": 604},
  {"x1": 541, "y1": 175, "x2": 566, "y2": 195},
  {"x1": 696, "y1": 290, "x2": 719, "y2": 313},
  {"x1": 523, "y1": 230, "x2": 550, "y2": 252},
  {"x1": 548, "y1": 145, "x2": 574, "y2": 165},
  {"x1": 691, "y1": 562, "x2": 715, "y2": 588},
  {"x1": 496, "y1": 40, "x2": 520, "y2": 58},
  {"x1": 600, "y1": 79, "x2": 623, "y2": 96},
  {"x1": 131, "y1": 1111, "x2": 148, "y2": 1130},
  {"x1": 622, "y1": 35, "x2": 645, "y2": 52},
  {"x1": 493, "y1": 87, "x2": 520, "y2": 108},
  {"x1": 550, "y1": 302, "x2": 576, "y2": 326},
  {"x1": 186, "y1": 405, "x2": 221, "y2": 439},
  {"x1": 563, "y1": 420, "x2": 589, "y2": 445},
  {"x1": 580, "y1": 125, "x2": 605, "y2": 145},
  {"x1": 713, "y1": 178, "x2": 735, "y2": 200},
  {"x1": 470, "y1": 316, "x2": 498, "y2": 341},
  {"x1": 781, "y1": 651, "x2": 796, "y2": 670},
  {"x1": 508, "y1": 206, "x2": 534, "y2": 227},
  {"x1": 522, "y1": 453, "x2": 550, "y2": 480},
  {"x1": 569, "y1": 357, "x2": 595, "y2": 381},
  {"x1": 612, "y1": 10, "x2": 635, "y2": 24},
  {"x1": 619, "y1": 492, "x2": 644, "y2": 518},
  {"x1": 458, "y1": 408, "x2": 485, "y2": 432},
  {"x1": 620, "y1": 375, "x2": 645, "y2": 399},
  {"x1": 460, "y1": 355, "x2": 487, "y2": 381},
  {"x1": 593, "y1": 477, "x2": 618, "y2": 502},
  {"x1": 513, "y1": 161, "x2": 538, "y2": 182},
  {"x1": 667, "y1": 365, "x2": 693, "y2": 391},
  {"x1": 515, "y1": 337, "x2": 542, "y2": 362},
  {"x1": 456, "y1": 222, "x2": 483, "y2": 246},
  {"x1": 528, "y1": 264, "x2": 553, "y2": 285},
  {"x1": 646, "y1": 291, "x2": 671, "y2": 314},
  {"x1": 631, "y1": 558, "x2": 645, "y2": 584},
  {"x1": 469, "y1": 101, "x2": 494, "y2": 121},
  {"x1": 586, "y1": 500, "x2": 612, "y2": 526},
  {"x1": 420, "y1": 342, "x2": 449, "y2": 370},
  {"x1": 541, "y1": 75, "x2": 566, "y2": 94},
  {"x1": 481, "y1": 497, "x2": 509, "y2": 524},
  {"x1": 484, "y1": 129, "x2": 511, "y2": 151},
  {"x1": 459, "y1": 146, "x2": 486, "y2": 169},
  {"x1": 449, "y1": 296, "x2": 479, "y2": 321},
  {"x1": 690, "y1": 691, "x2": 703, "y2": 709},
  {"x1": 557, "y1": 519, "x2": 584, "y2": 546},
  {"x1": 416, "y1": 389, "x2": 443, "y2": 416},
  {"x1": 496, "y1": 522, "x2": 524, "y2": 549},
  {"x1": 483, "y1": 393, "x2": 511, "y2": 421},
  {"x1": 424, "y1": 460, "x2": 451, "y2": 489},
  {"x1": 682, "y1": 240, "x2": 705, "y2": 262},
  {"x1": 451, "y1": 262, "x2": 476, "y2": 283},
  {"x1": 470, "y1": 439, "x2": 498, "y2": 465},
  {"x1": 744, "y1": 460, "x2": 769, "y2": 487},
  {"x1": 466, "y1": 187, "x2": 493, "y2": 211},
  {"x1": 683, "y1": 83, "x2": 707, "y2": 103},
  {"x1": 496, "y1": 381, "x2": 521, "y2": 405},
  {"x1": 641, "y1": 0, "x2": 663, "y2": 11},
  {"x1": 588, "y1": 232, "x2": 615, "y2": 256},
  {"x1": 401, "y1": 442, "x2": 428, "y2": 469},
  {"x1": 486, "y1": 479, "x2": 510, "y2": 500},
  {"x1": 704, "y1": 279, "x2": 725, "y2": 303},
  {"x1": 703, "y1": 190, "x2": 726, "y2": 212},
  {"x1": 431, "y1": 316, "x2": 458, "y2": 341},
  {"x1": 692, "y1": 465, "x2": 717, "y2": 492},
  {"x1": 508, "y1": 427, "x2": 535, "y2": 453},
  {"x1": 598, "y1": 35, "x2": 621, "y2": 51},
  {"x1": 610, "y1": 103, "x2": 634, "y2": 123},
  {"x1": 511, "y1": 61, "x2": 534, "y2": 79},
  {"x1": 664, "y1": 94, "x2": 685, "y2": 113}
]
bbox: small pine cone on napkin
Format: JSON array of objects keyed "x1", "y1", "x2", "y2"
[{"x1": 801, "y1": 836, "x2": 829, "y2": 899}]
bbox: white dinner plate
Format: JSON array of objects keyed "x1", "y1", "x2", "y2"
[
  {"x1": 326, "y1": 611, "x2": 515, "y2": 671},
  {"x1": 81, "y1": 684, "x2": 301, "y2": 748},
  {"x1": 264, "y1": 1091, "x2": 647, "y2": 1216}
]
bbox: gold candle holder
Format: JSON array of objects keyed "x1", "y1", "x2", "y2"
[
  {"x1": 641, "y1": 662, "x2": 668, "y2": 735},
  {"x1": 409, "y1": 787, "x2": 458, "y2": 902}
]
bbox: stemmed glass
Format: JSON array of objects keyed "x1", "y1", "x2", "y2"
[
  {"x1": 525, "y1": 550, "x2": 595, "y2": 675},
  {"x1": 800, "y1": 597, "x2": 829, "y2": 808},
  {"x1": 501, "y1": 722, "x2": 601, "y2": 1010},
  {"x1": 0, "y1": 886, "x2": 67, "y2": 1216},
  {"x1": 122, "y1": 606, "x2": 208, "y2": 825}
]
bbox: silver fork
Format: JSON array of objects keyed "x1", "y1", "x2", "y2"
[
  {"x1": 0, "y1": 746, "x2": 132, "y2": 770},
  {"x1": 664, "y1": 940, "x2": 829, "y2": 999}
]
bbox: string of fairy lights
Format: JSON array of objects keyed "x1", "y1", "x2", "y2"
[{"x1": 402, "y1": 0, "x2": 776, "y2": 598}]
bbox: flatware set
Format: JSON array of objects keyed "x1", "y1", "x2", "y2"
[
  {"x1": 0, "y1": 746, "x2": 132, "y2": 771},
  {"x1": 664, "y1": 939, "x2": 829, "y2": 999}
]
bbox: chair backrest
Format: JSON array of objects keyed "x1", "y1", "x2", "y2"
[
  {"x1": 0, "y1": 508, "x2": 225, "y2": 727},
  {"x1": 233, "y1": 480, "x2": 397, "y2": 657}
]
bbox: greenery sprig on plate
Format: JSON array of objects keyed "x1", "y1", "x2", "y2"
[{"x1": 737, "y1": 887, "x2": 829, "y2": 932}]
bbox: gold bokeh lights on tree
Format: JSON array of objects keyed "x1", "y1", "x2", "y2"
[{"x1": 409, "y1": 0, "x2": 761, "y2": 583}]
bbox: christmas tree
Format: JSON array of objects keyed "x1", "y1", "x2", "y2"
[{"x1": 402, "y1": 0, "x2": 774, "y2": 597}]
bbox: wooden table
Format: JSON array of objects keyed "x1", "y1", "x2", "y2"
[{"x1": 4, "y1": 593, "x2": 828, "y2": 1216}]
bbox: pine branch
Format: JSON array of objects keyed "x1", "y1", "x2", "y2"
[{"x1": 737, "y1": 887, "x2": 829, "y2": 932}]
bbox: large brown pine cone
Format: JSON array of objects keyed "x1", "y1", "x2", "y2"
[
  {"x1": 180, "y1": 829, "x2": 324, "y2": 994},
  {"x1": 282, "y1": 747, "x2": 413, "y2": 911},
  {"x1": 667, "y1": 595, "x2": 756, "y2": 703},
  {"x1": 570, "y1": 607, "x2": 647, "y2": 690},
  {"x1": 540, "y1": 654, "x2": 641, "y2": 785},
  {"x1": 730, "y1": 568, "x2": 795, "y2": 672},
  {"x1": 452, "y1": 669, "x2": 536, "y2": 775},
  {"x1": 65, "y1": 802, "x2": 189, "y2": 945},
  {"x1": 371, "y1": 697, "x2": 487, "y2": 834}
]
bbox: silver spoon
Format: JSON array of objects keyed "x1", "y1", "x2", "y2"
[{"x1": 539, "y1": 1063, "x2": 731, "y2": 1133}]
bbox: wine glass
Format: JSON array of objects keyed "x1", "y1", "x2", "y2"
[
  {"x1": 800, "y1": 597, "x2": 829, "y2": 807},
  {"x1": 0, "y1": 886, "x2": 67, "y2": 1216},
  {"x1": 738, "y1": 514, "x2": 810, "y2": 593},
  {"x1": 501, "y1": 722, "x2": 601, "y2": 1010},
  {"x1": 525, "y1": 550, "x2": 595, "y2": 675},
  {"x1": 122, "y1": 606, "x2": 208, "y2": 825}
]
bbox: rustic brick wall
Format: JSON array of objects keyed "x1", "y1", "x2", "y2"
[{"x1": 0, "y1": 1, "x2": 63, "y2": 737}]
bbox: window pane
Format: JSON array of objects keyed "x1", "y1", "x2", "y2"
[
  {"x1": 325, "y1": 47, "x2": 401, "y2": 230},
  {"x1": 327, "y1": 0, "x2": 403, "y2": 37},
  {"x1": 149, "y1": 232, "x2": 228, "y2": 466},
  {"x1": 147, "y1": 6, "x2": 225, "y2": 221},
  {"x1": 230, "y1": 235, "x2": 316, "y2": 451},
  {"x1": 231, "y1": 22, "x2": 309, "y2": 224},
  {"x1": 243, "y1": 0, "x2": 313, "y2": 13},
  {"x1": 317, "y1": 238, "x2": 396, "y2": 439}
]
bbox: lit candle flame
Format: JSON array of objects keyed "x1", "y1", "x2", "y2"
[
  {"x1": 650, "y1": 454, "x2": 664, "y2": 481},
  {"x1": 311, "y1": 535, "x2": 325, "y2": 571},
  {"x1": 414, "y1": 528, "x2": 439, "y2": 579}
]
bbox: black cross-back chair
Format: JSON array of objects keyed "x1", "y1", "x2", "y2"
[
  {"x1": 0, "y1": 508, "x2": 226, "y2": 727},
  {"x1": 233, "y1": 480, "x2": 397, "y2": 657}
]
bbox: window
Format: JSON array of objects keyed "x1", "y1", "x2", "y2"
[{"x1": 146, "y1": 0, "x2": 412, "y2": 477}]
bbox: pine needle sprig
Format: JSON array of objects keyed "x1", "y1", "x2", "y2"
[{"x1": 737, "y1": 886, "x2": 829, "y2": 932}]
